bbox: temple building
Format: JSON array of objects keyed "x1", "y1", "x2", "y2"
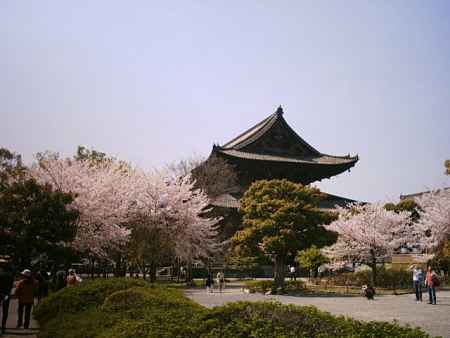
[{"x1": 203, "y1": 106, "x2": 359, "y2": 211}]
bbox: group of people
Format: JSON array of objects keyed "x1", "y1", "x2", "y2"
[
  {"x1": 412, "y1": 265, "x2": 440, "y2": 305},
  {"x1": 205, "y1": 271, "x2": 225, "y2": 293},
  {"x1": 0, "y1": 257, "x2": 82, "y2": 335}
]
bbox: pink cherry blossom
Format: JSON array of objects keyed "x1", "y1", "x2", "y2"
[
  {"x1": 323, "y1": 203, "x2": 421, "y2": 266},
  {"x1": 415, "y1": 188, "x2": 450, "y2": 250}
]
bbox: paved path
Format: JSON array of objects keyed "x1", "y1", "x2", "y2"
[
  {"x1": 2, "y1": 299, "x2": 38, "y2": 338},
  {"x1": 186, "y1": 288, "x2": 450, "y2": 338}
]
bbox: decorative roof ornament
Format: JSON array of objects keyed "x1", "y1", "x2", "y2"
[{"x1": 275, "y1": 105, "x2": 284, "y2": 115}]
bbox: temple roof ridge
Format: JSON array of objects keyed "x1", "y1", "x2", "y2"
[
  {"x1": 209, "y1": 106, "x2": 359, "y2": 185},
  {"x1": 222, "y1": 109, "x2": 279, "y2": 149}
]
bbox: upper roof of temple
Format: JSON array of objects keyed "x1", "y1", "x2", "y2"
[{"x1": 214, "y1": 106, "x2": 358, "y2": 168}]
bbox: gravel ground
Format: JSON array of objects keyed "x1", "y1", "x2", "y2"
[{"x1": 185, "y1": 287, "x2": 450, "y2": 338}]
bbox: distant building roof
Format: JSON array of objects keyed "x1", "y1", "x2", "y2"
[
  {"x1": 400, "y1": 187, "x2": 450, "y2": 200},
  {"x1": 209, "y1": 191, "x2": 362, "y2": 211}
]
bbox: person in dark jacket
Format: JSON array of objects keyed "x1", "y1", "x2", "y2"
[
  {"x1": 0, "y1": 259, "x2": 14, "y2": 334},
  {"x1": 362, "y1": 284, "x2": 376, "y2": 300},
  {"x1": 205, "y1": 273, "x2": 213, "y2": 293},
  {"x1": 35, "y1": 270, "x2": 49, "y2": 302},
  {"x1": 15, "y1": 269, "x2": 37, "y2": 329},
  {"x1": 54, "y1": 267, "x2": 66, "y2": 291}
]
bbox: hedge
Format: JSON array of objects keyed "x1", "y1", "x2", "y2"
[
  {"x1": 200, "y1": 302, "x2": 433, "y2": 338},
  {"x1": 35, "y1": 278, "x2": 436, "y2": 338},
  {"x1": 244, "y1": 280, "x2": 306, "y2": 293},
  {"x1": 320, "y1": 268, "x2": 413, "y2": 290}
]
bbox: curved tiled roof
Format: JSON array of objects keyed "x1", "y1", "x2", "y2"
[
  {"x1": 218, "y1": 106, "x2": 358, "y2": 167},
  {"x1": 209, "y1": 192, "x2": 362, "y2": 210},
  {"x1": 223, "y1": 111, "x2": 280, "y2": 149},
  {"x1": 218, "y1": 149, "x2": 358, "y2": 166}
]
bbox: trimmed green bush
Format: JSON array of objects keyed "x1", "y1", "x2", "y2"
[
  {"x1": 35, "y1": 278, "x2": 205, "y2": 338},
  {"x1": 199, "y1": 302, "x2": 433, "y2": 338},
  {"x1": 34, "y1": 278, "x2": 148, "y2": 324},
  {"x1": 323, "y1": 268, "x2": 412, "y2": 289},
  {"x1": 244, "y1": 280, "x2": 306, "y2": 293},
  {"x1": 35, "y1": 278, "x2": 435, "y2": 338}
]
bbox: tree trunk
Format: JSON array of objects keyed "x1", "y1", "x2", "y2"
[
  {"x1": 149, "y1": 262, "x2": 157, "y2": 283},
  {"x1": 274, "y1": 256, "x2": 286, "y2": 291},
  {"x1": 313, "y1": 267, "x2": 319, "y2": 278},
  {"x1": 89, "y1": 257, "x2": 95, "y2": 279},
  {"x1": 186, "y1": 261, "x2": 194, "y2": 285},
  {"x1": 370, "y1": 252, "x2": 377, "y2": 286}
]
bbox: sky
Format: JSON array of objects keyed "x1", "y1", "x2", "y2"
[{"x1": 1, "y1": 1, "x2": 449, "y2": 203}]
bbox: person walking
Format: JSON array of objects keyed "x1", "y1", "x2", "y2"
[
  {"x1": 411, "y1": 265, "x2": 423, "y2": 302},
  {"x1": 425, "y1": 266, "x2": 438, "y2": 305},
  {"x1": 289, "y1": 265, "x2": 297, "y2": 281},
  {"x1": 15, "y1": 269, "x2": 37, "y2": 329},
  {"x1": 217, "y1": 271, "x2": 225, "y2": 293},
  {"x1": 205, "y1": 273, "x2": 213, "y2": 293},
  {"x1": 54, "y1": 266, "x2": 66, "y2": 291},
  {"x1": 0, "y1": 259, "x2": 14, "y2": 335},
  {"x1": 66, "y1": 269, "x2": 79, "y2": 287},
  {"x1": 36, "y1": 270, "x2": 49, "y2": 303}
]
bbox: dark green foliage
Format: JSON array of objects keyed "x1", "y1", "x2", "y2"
[
  {"x1": 75, "y1": 146, "x2": 114, "y2": 165},
  {"x1": 325, "y1": 268, "x2": 413, "y2": 290},
  {"x1": 296, "y1": 245, "x2": 329, "y2": 277},
  {"x1": 384, "y1": 199, "x2": 421, "y2": 222},
  {"x1": 0, "y1": 147, "x2": 25, "y2": 190},
  {"x1": 244, "y1": 280, "x2": 306, "y2": 294},
  {"x1": 35, "y1": 278, "x2": 433, "y2": 338},
  {"x1": 199, "y1": 301, "x2": 432, "y2": 338},
  {"x1": 0, "y1": 177, "x2": 78, "y2": 267},
  {"x1": 428, "y1": 237, "x2": 450, "y2": 276},
  {"x1": 35, "y1": 278, "x2": 205, "y2": 338},
  {"x1": 233, "y1": 179, "x2": 337, "y2": 288},
  {"x1": 34, "y1": 278, "x2": 148, "y2": 324}
]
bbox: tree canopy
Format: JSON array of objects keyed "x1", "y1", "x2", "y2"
[
  {"x1": 0, "y1": 177, "x2": 78, "y2": 267},
  {"x1": 232, "y1": 179, "x2": 336, "y2": 289},
  {"x1": 296, "y1": 245, "x2": 329, "y2": 278},
  {"x1": 324, "y1": 203, "x2": 423, "y2": 285},
  {"x1": 384, "y1": 199, "x2": 421, "y2": 222}
]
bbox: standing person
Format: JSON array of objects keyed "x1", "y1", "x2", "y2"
[
  {"x1": 54, "y1": 266, "x2": 66, "y2": 291},
  {"x1": 425, "y1": 266, "x2": 438, "y2": 305},
  {"x1": 411, "y1": 265, "x2": 423, "y2": 302},
  {"x1": 217, "y1": 271, "x2": 225, "y2": 293},
  {"x1": 205, "y1": 273, "x2": 213, "y2": 293},
  {"x1": 36, "y1": 270, "x2": 49, "y2": 303},
  {"x1": 0, "y1": 259, "x2": 14, "y2": 335},
  {"x1": 15, "y1": 269, "x2": 37, "y2": 329},
  {"x1": 289, "y1": 265, "x2": 296, "y2": 281},
  {"x1": 66, "y1": 269, "x2": 78, "y2": 287}
]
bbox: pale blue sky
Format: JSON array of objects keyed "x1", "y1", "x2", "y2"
[{"x1": 1, "y1": 1, "x2": 449, "y2": 202}]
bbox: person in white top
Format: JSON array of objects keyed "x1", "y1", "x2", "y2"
[
  {"x1": 411, "y1": 265, "x2": 423, "y2": 302},
  {"x1": 289, "y1": 265, "x2": 296, "y2": 281},
  {"x1": 216, "y1": 271, "x2": 225, "y2": 293}
]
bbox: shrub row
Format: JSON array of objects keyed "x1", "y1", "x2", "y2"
[
  {"x1": 318, "y1": 268, "x2": 413, "y2": 289},
  {"x1": 35, "y1": 278, "x2": 434, "y2": 338},
  {"x1": 244, "y1": 280, "x2": 306, "y2": 293},
  {"x1": 202, "y1": 301, "x2": 433, "y2": 338}
]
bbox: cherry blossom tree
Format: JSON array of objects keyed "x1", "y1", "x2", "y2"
[
  {"x1": 129, "y1": 170, "x2": 219, "y2": 280},
  {"x1": 323, "y1": 203, "x2": 419, "y2": 284},
  {"x1": 32, "y1": 151, "x2": 219, "y2": 281},
  {"x1": 31, "y1": 153, "x2": 133, "y2": 260},
  {"x1": 415, "y1": 188, "x2": 450, "y2": 251}
]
